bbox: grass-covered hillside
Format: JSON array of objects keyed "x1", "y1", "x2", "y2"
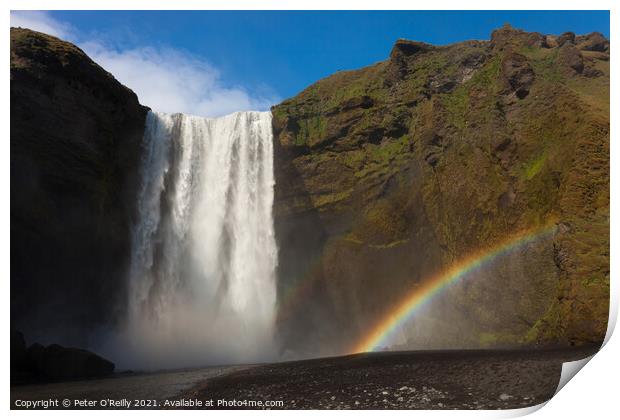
[{"x1": 272, "y1": 25, "x2": 609, "y2": 355}]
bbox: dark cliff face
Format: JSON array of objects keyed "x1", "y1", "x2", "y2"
[
  {"x1": 272, "y1": 25, "x2": 609, "y2": 355},
  {"x1": 10, "y1": 28, "x2": 148, "y2": 345}
]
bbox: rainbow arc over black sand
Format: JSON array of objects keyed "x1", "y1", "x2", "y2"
[{"x1": 351, "y1": 223, "x2": 558, "y2": 354}]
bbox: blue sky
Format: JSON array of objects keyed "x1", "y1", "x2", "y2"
[{"x1": 11, "y1": 10, "x2": 610, "y2": 116}]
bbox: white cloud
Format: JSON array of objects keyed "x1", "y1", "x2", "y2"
[
  {"x1": 10, "y1": 10, "x2": 73, "y2": 40},
  {"x1": 82, "y1": 41, "x2": 277, "y2": 117},
  {"x1": 10, "y1": 11, "x2": 278, "y2": 117}
]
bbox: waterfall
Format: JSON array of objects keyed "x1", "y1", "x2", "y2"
[{"x1": 124, "y1": 110, "x2": 277, "y2": 368}]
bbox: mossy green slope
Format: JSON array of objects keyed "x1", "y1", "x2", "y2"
[{"x1": 272, "y1": 25, "x2": 609, "y2": 355}]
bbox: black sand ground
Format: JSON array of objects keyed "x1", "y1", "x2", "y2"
[
  {"x1": 11, "y1": 346, "x2": 599, "y2": 410},
  {"x1": 10, "y1": 365, "x2": 246, "y2": 409},
  {"x1": 186, "y1": 347, "x2": 600, "y2": 410}
]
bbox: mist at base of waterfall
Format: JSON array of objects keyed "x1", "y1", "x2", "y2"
[{"x1": 104, "y1": 111, "x2": 277, "y2": 370}]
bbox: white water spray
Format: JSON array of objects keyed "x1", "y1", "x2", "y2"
[{"x1": 123, "y1": 110, "x2": 277, "y2": 368}]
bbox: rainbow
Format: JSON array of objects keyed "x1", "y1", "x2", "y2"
[{"x1": 351, "y1": 223, "x2": 558, "y2": 354}]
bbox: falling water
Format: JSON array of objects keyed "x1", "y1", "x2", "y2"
[{"x1": 123, "y1": 110, "x2": 277, "y2": 368}]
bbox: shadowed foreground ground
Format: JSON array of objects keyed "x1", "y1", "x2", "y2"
[
  {"x1": 186, "y1": 347, "x2": 599, "y2": 410},
  {"x1": 11, "y1": 346, "x2": 599, "y2": 410},
  {"x1": 11, "y1": 365, "x2": 247, "y2": 409}
]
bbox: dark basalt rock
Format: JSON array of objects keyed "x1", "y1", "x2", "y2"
[
  {"x1": 558, "y1": 44, "x2": 584, "y2": 75},
  {"x1": 556, "y1": 32, "x2": 576, "y2": 47},
  {"x1": 25, "y1": 343, "x2": 46, "y2": 372},
  {"x1": 501, "y1": 52, "x2": 535, "y2": 99},
  {"x1": 389, "y1": 39, "x2": 433, "y2": 59},
  {"x1": 28, "y1": 343, "x2": 115, "y2": 381},
  {"x1": 10, "y1": 330, "x2": 29, "y2": 372},
  {"x1": 576, "y1": 32, "x2": 610, "y2": 52},
  {"x1": 12, "y1": 331, "x2": 115, "y2": 383},
  {"x1": 340, "y1": 95, "x2": 374, "y2": 111},
  {"x1": 490, "y1": 24, "x2": 546, "y2": 50},
  {"x1": 10, "y1": 28, "x2": 149, "y2": 343},
  {"x1": 386, "y1": 39, "x2": 434, "y2": 85}
]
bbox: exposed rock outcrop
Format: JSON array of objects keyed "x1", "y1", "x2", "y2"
[
  {"x1": 11, "y1": 331, "x2": 114, "y2": 383},
  {"x1": 558, "y1": 43, "x2": 584, "y2": 75},
  {"x1": 390, "y1": 39, "x2": 433, "y2": 59},
  {"x1": 501, "y1": 52, "x2": 535, "y2": 99},
  {"x1": 576, "y1": 32, "x2": 610, "y2": 52},
  {"x1": 11, "y1": 330, "x2": 29, "y2": 373},
  {"x1": 27, "y1": 343, "x2": 114, "y2": 381},
  {"x1": 556, "y1": 32, "x2": 576, "y2": 47},
  {"x1": 490, "y1": 24, "x2": 546, "y2": 50}
]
